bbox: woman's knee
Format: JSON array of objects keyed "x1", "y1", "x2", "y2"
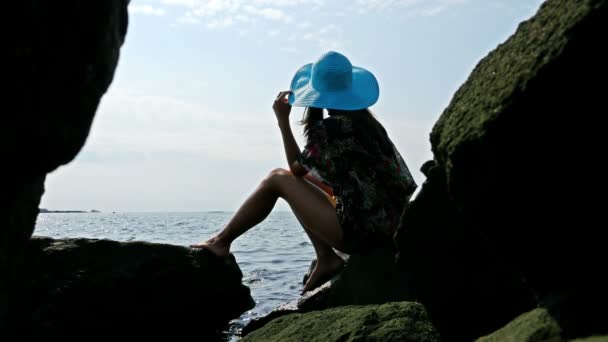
[{"x1": 262, "y1": 168, "x2": 293, "y2": 193}]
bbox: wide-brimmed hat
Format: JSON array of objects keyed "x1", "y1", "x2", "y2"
[{"x1": 288, "y1": 51, "x2": 379, "y2": 110}]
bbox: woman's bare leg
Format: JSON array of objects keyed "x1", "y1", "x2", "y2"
[
  {"x1": 191, "y1": 168, "x2": 346, "y2": 292},
  {"x1": 296, "y1": 224, "x2": 345, "y2": 294},
  {"x1": 190, "y1": 170, "x2": 281, "y2": 256},
  {"x1": 288, "y1": 182, "x2": 346, "y2": 293}
]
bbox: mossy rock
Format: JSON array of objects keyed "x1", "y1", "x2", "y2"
[
  {"x1": 571, "y1": 337, "x2": 608, "y2": 342},
  {"x1": 396, "y1": 0, "x2": 608, "y2": 339},
  {"x1": 242, "y1": 302, "x2": 439, "y2": 342},
  {"x1": 476, "y1": 308, "x2": 608, "y2": 342},
  {"x1": 476, "y1": 308, "x2": 563, "y2": 342}
]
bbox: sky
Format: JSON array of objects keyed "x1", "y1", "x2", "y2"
[{"x1": 40, "y1": 0, "x2": 545, "y2": 212}]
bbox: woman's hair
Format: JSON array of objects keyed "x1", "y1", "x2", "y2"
[
  {"x1": 300, "y1": 107, "x2": 394, "y2": 157},
  {"x1": 300, "y1": 107, "x2": 324, "y2": 139}
]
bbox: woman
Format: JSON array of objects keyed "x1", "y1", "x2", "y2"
[{"x1": 191, "y1": 51, "x2": 417, "y2": 293}]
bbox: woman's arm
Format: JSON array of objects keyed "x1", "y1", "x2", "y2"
[
  {"x1": 274, "y1": 90, "x2": 308, "y2": 177},
  {"x1": 277, "y1": 119, "x2": 300, "y2": 167},
  {"x1": 273, "y1": 91, "x2": 333, "y2": 201}
]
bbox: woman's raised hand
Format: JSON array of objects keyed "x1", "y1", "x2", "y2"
[{"x1": 273, "y1": 90, "x2": 293, "y2": 123}]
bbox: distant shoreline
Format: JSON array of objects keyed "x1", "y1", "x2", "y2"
[{"x1": 39, "y1": 208, "x2": 101, "y2": 214}]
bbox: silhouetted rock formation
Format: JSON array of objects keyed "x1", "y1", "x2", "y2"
[
  {"x1": 25, "y1": 237, "x2": 254, "y2": 339},
  {"x1": 396, "y1": 0, "x2": 608, "y2": 340},
  {"x1": 1, "y1": 0, "x2": 130, "y2": 334},
  {"x1": 2, "y1": 2, "x2": 257, "y2": 339}
]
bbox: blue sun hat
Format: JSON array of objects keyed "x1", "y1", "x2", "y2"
[{"x1": 288, "y1": 51, "x2": 379, "y2": 110}]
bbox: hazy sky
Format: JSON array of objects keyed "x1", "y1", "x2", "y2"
[{"x1": 41, "y1": 0, "x2": 544, "y2": 212}]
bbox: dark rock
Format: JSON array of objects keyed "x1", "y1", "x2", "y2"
[
  {"x1": 396, "y1": 0, "x2": 608, "y2": 340},
  {"x1": 24, "y1": 237, "x2": 254, "y2": 340},
  {"x1": 6, "y1": 0, "x2": 130, "y2": 175},
  {"x1": 243, "y1": 247, "x2": 413, "y2": 336},
  {"x1": 476, "y1": 307, "x2": 608, "y2": 342},
  {"x1": 572, "y1": 337, "x2": 608, "y2": 342},
  {"x1": 1, "y1": 0, "x2": 129, "y2": 333},
  {"x1": 475, "y1": 308, "x2": 563, "y2": 342},
  {"x1": 242, "y1": 301, "x2": 440, "y2": 342}
]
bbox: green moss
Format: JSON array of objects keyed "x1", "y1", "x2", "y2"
[
  {"x1": 431, "y1": 0, "x2": 598, "y2": 166},
  {"x1": 475, "y1": 308, "x2": 563, "y2": 342},
  {"x1": 242, "y1": 302, "x2": 439, "y2": 342},
  {"x1": 571, "y1": 337, "x2": 608, "y2": 342}
]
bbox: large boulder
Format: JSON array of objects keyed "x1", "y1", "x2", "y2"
[
  {"x1": 242, "y1": 301, "x2": 440, "y2": 342},
  {"x1": 396, "y1": 0, "x2": 608, "y2": 340},
  {"x1": 24, "y1": 237, "x2": 254, "y2": 339},
  {"x1": 1, "y1": 0, "x2": 129, "y2": 332}
]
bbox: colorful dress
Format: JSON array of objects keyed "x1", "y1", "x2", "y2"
[{"x1": 298, "y1": 114, "x2": 417, "y2": 252}]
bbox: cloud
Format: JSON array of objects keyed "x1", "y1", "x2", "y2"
[
  {"x1": 354, "y1": 0, "x2": 421, "y2": 12},
  {"x1": 252, "y1": 0, "x2": 323, "y2": 7},
  {"x1": 91, "y1": 88, "x2": 281, "y2": 163},
  {"x1": 302, "y1": 24, "x2": 343, "y2": 50},
  {"x1": 280, "y1": 46, "x2": 298, "y2": 53},
  {"x1": 297, "y1": 21, "x2": 311, "y2": 29},
  {"x1": 353, "y1": 0, "x2": 468, "y2": 16},
  {"x1": 235, "y1": 14, "x2": 253, "y2": 23},
  {"x1": 421, "y1": 5, "x2": 445, "y2": 16},
  {"x1": 160, "y1": 0, "x2": 199, "y2": 7},
  {"x1": 177, "y1": 12, "x2": 201, "y2": 24},
  {"x1": 160, "y1": 0, "x2": 317, "y2": 27},
  {"x1": 206, "y1": 16, "x2": 235, "y2": 29},
  {"x1": 129, "y1": 4, "x2": 166, "y2": 16},
  {"x1": 418, "y1": 0, "x2": 468, "y2": 16},
  {"x1": 159, "y1": 0, "x2": 469, "y2": 31},
  {"x1": 243, "y1": 6, "x2": 293, "y2": 23}
]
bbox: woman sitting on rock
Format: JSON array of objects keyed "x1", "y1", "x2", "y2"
[{"x1": 191, "y1": 51, "x2": 417, "y2": 293}]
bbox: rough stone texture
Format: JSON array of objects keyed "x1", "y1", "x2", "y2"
[
  {"x1": 242, "y1": 247, "x2": 413, "y2": 336},
  {"x1": 395, "y1": 0, "x2": 608, "y2": 340},
  {"x1": 571, "y1": 337, "x2": 608, "y2": 342},
  {"x1": 1, "y1": 0, "x2": 129, "y2": 333},
  {"x1": 476, "y1": 308, "x2": 608, "y2": 342},
  {"x1": 476, "y1": 308, "x2": 563, "y2": 342},
  {"x1": 242, "y1": 302, "x2": 439, "y2": 342},
  {"x1": 24, "y1": 237, "x2": 254, "y2": 340}
]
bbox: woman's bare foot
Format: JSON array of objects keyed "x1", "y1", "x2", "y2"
[
  {"x1": 190, "y1": 236, "x2": 231, "y2": 257},
  {"x1": 301, "y1": 253, "x2": 345, "y2": 294}
]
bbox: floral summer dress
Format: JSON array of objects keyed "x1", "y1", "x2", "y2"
[{"x1": 298, "y1": 114, "x2": 417, "y2": 252}]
